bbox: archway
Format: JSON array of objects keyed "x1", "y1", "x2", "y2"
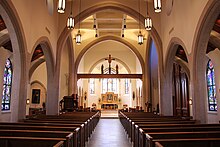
[
  {"x1": 192, "y1": 0, "x2": 220, "y2": 123},
  {"x1": 0, "y1": 1, "x2": 27, "y2": 121},
  {"x1": 163, "y1": 37, "x2": 189, "y2": 116},
  {"x1": 29, "y1": 37, "x2": 55, "y2": 115}
]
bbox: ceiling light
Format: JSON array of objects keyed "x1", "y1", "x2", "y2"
[
  {"x1": 57, "y1": 0, "x2": 65, "y2": 13},
  {"x1": 145, "y1": 16, "x2": 152, "y2": 31},
  {"x1": 154, "y1": 0, "x2": 162, "y2": 13},
  {"x1": 138, "y1": 31, "x2": 143, "y2": 45},
  {"x1": 76, "y1": 30, "x2": 81, "y2": 45},
  {"x1": 67, "y1": 0, "x2": 74, "y2": 29}
]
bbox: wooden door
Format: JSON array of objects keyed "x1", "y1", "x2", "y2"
[{"x1": 172, "y1": 63, "x2": 189, "y2": 117}]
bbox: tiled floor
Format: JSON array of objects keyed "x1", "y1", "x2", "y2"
[{"x1": 87, "y1": 119, "x2": 132, "y2": 147}]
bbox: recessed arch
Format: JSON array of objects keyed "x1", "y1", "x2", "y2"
[
  {"x1": 56, "y1": 1, "x2": 163, "y2": 75},
  {"x1": 88, "y1": 57, "x2": 131, "y2": 74},
  {"x1": 165, "y1": 37, "x2": 189, "y2": 77},
  {"x1": 161, "y1": 37, "x2": 189, "y2": 115},
  {"x1": 0, "y1": 0, "x2": 27, "y2": 121},
  {"x1": 192, "y1": 0, "x2": 220, "y2": 123},
  {"x1": 29, "y1": 36, "x2": 55, "y2": 115},
  {"x1": 75, "y1": 35, "x2": 144, "y2": 73},
  {"x1": 31, "y1": 80, "x2": 47, "y2": 93}
]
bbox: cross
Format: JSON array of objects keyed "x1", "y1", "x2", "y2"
[{"x1": 105, "y1": 54, "x2": 115, "y2": 74}]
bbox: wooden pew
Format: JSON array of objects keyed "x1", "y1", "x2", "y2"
[
  {"x1": 0, "y1": 136, "x2": 65, "y2": 147},
  {"x1": 145, "y1": 131, "x2": 220, "y2": 147},
  {"x1": 0, "y1": 124, "x2": 80, "y2": 147},
  {"x1": 138, "y1": 126, "x2": 220, "y2": 147},
  {"x1": 155, "y1": 138, "x2": 220, "y2": 147},
  {"x1": 0, "y1": 130, "x2": 72, "y2": 147}
]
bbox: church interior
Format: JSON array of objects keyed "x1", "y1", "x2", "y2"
[{"x1": 0, "y1": 0, "x2": 220, "y2": 146}]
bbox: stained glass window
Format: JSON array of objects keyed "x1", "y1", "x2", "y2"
[
  {"x1": 90, "y1": 79, "x2": 95, "y2": 94},
  {"x1": 2, "y1": 59, "x2": 12, "y2": 111},
  {"x1": 125, "y1": 79, "x2": 129, "y2": 94},
  {"x1": 206, "y1": 60, "x2": 217, "y2": 111},
  {"x1": 102, "y1": 68, "x2": 118, "y2": 93}
]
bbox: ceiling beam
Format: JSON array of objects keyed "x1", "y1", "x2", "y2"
[{"x1": 77, "y1": 74, "x2": 143, "y2": 79}]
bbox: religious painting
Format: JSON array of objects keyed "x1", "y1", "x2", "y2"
[{"x1": 32, "y1": 89, "x2": 41, "y2": 104}]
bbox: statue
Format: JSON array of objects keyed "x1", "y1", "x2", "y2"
[
  {"x1": 101, "y1": 64, "x2": 104, "y2": 74},
  {"x1": 116, "y1": 64, "x2": 119, "y2": 74}
]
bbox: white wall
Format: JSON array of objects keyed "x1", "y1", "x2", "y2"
[
  {"x1": 59, "y1": 43, "x2": 69, "y2": 101},
  {"x1": 31, "y1": 62, "x2": 47, "y2": 88}
]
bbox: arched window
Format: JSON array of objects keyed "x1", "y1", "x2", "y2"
[
  {"x1": 102, "y1": 68, "x2": 118, "y2": 93},
  {"x1": 89, "y1": 78, "x2": 95, "y2": 94},
  {"x1": 206, "y1": 60, "x2": 217, "y2": 111},
  {"x1": 2, "y1": 59, "x2": 13, "y2": 111}
]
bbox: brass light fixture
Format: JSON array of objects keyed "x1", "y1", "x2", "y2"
[
  {"x1": 154, "y1": 0, "x2": 162, "y2": 13},
  {"x1": 138, "y1": 31, "x2": 144, "y2": 45},
  {"x1": 138, "y1": 0, "x2": 143, "y2": 45},
  {"x1": 57, "y1": 0, "x2": 65, "y2": 13},
  {"x1": 76, "y1": 0, "x2": 82, "y2": 45},
  {"x1": 67, "y1": 0, "x2": 74, "y2": 29},
  {"x1": 145, "y1": 0, "x2": 152, "y2": 31},
  {"x1": 76, "y1": 30, "x2": 81, "y2": 45}
]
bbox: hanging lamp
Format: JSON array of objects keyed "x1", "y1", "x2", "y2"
[
  {"x1": 67, "y1": 0, "x2": 74, "y2": 29},
  {"x1": 57, "y1": 0, "x2": 65, "y2": 13},
  {"x1": 145, "y1": 0, "x2": 152, "y2": 31},
  {"x1": 76, "y1": 30, "x2": 81, "y2": 45},
  {"x1": 76, "y1": 0, "x2": 82, "y2": 45},
  {"x1": 137, "y1": 0, "x2": 143, "y2": 45},
  {"x1": 154, "y1": 0, "x2": 162, "y2": 13}
]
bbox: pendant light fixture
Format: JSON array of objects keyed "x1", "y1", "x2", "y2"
[
  {"x1": 145, "y1": 0, "x2": 152, "y2": 31},
  {"x1": 76, "y1": 0, "x2": 82, "y2": 45},
  {"x1": 154, "y1": 0, "x2": 162, "y2": 13},
  {"x1": 138, "y1": 0, "x2": 143, "y2": 45},
  {"x1": 67, "y1": 0, "x2": 74, "y2": 29},
  {"x1": 57, "y1": 0, "x2": 65, "y2": 13}
]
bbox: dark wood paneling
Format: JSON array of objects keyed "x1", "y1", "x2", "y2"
[
  {"x1": 172, "y1": 62, "x2": 189, "y2": 117},
  {"x1": 77, "y1": 74, "x2": 142, "y2": 79}
]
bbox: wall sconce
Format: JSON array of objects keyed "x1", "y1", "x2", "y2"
[
  {"x1": 189, "y1": 99, "x2": 193, "y2": 105},
  {"x1": 26, "y1": 99, "x2": 30, "y2": 105}
]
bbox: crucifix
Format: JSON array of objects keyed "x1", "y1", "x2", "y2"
[{"x1": 105, "y1": 54, "x2": 115, "y2": 74}]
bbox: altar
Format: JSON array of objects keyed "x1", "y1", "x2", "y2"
[{"x1": 99, "y1": 92, "x2": 120, "y2": 109}]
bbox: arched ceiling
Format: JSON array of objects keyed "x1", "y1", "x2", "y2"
[
  {"x1": 78, "y1": 40, "x2": 142, "y2": 74},
  {"x1": 71, "y1": 9, "x2": 148, "y2": 43}
]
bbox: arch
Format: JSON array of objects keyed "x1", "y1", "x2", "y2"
[
  {"x1": 31, "y1": 80, "x2": 47, "y2": 93},
  {"x1": 161, "y1": 37, "x2": 189, "y2": 115},
  {"x1": 29, "y1": 58, "x2": 46, "y2": 81},
  {"x1": 75, "y1": 35, "x2": 145, "y2": 73},
  {"x1": 0, "y1": 1, "x2": 27, "y2": 121},
  {"x1": 165, "y1": 37, "x2": 189, "y2": 77},
  {"x1": 88, "y1": 57, "x2": 131, "y2": 74},
  {"x1": 29, "y1": 36, "x2": 55, "y2": 115},
  {"x1": 55, "y1": 2, "x2": 163, "y2": 113},
  {"x1": 29, "y1": 36, "x2": 55, "y2": 80},
  {"x1": 56, "y1": 1, "x2": 163, "y2": 76},
  {"x1": 192, "y1": 0, "x2": 220, "y2": 123}
]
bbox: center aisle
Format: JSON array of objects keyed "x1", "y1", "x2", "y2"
[{"x1": 87, "y1": 119, "x2": 132, "y2": 147}]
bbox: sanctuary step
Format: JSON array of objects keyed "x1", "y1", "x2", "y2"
[{"x1": 101, "y1": 109, "x2": 118, "y2": 118}]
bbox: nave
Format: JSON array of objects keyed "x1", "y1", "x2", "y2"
[{"x1": 87, "y1": 119, "x2": 132, "y2": 147}]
